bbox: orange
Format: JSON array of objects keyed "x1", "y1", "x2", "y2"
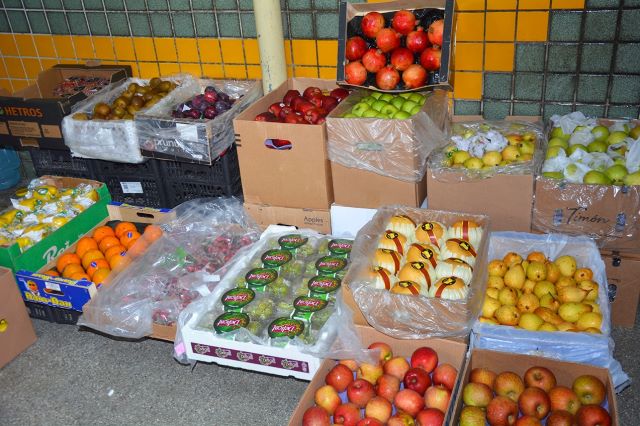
[
  {"x1": 120, "y1": 230, "x2": 141, "y2": 247},
  {"x1": 75, "y1": 237, "x2": 98, "y2": 258},
  {"x1": 98, "y1": 236, "x2": 121, "y2": 253},
  {"x1": 92, "y1": 225, "x2": 115, "y2": 243},
  {"x1": 86, "y1": 258, "x2": 110, "y2": 278},
  {"x1": 69, "y1": 271, "x2": 91, "y2": 281},
  {"x1": 142, "y1": 224, "x2": 163, "y2": 243},
  {"x1": 44, "y1": 269, "x2": 60, "y2": 277},
  {"x1": 56, "y1": 253, "x2": 81, "y2": 274},
  {"x1": 82, "y1": 249, "x2": 105, "y2": 270},
  {"x1": 92, "y1": 268, "x2": 111, "y2": 285},
  {"x1": 109, "y1": 253, "x2": 131, "y2": 271},
  {"x1": 62, "y1": 263, "x2": 85, "y2": 279},
  {"x1": 104, "y1": 244, "x2": 127, "y2": 261},
  {"x1": 126, "y1": 238, "x2": 148, "y2": 258},
  {"x1": 114, "y1": 221, "x2": 137, "y2": 238}
]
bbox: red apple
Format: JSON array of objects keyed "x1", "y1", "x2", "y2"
[
  {"x1": 518, "y1": 387, "x2": 550, "y2": 420},
  {"x1": 514, "y1": 415, "x2": 542, "y2": 426},
  {"x1": 494, "y1": 371, "x2": 525, "y2": 402},
  {"x1": 361, "y1": 11, "x2": 385, "y2": 39},
  {"x1": 365, "y1": 396, "x2": 392, "y2": 424},
  {"x1": 345, "y1": 61, "x2": 367, "y2": 85},
  {"x1": 375, "y1": 66, "x2": 400, "y2": 91},
  {"x1": 470, "y1": 367, "x2": 497, "y2": 389},
  {"x1": 387, "y1": 412, "x2": 415, "y2": 426},
  {"x1": 376, "y1": 28, "x2": 401, "y2": 53},
  {"x1": 406, "y1": 27, "x2": 430, "y2": 53},
  {"x1": 546, "y1": 410, "x2": 576, "y2": 426},
  {"x1": 424, "y1": 385, "x2": 451, "y2": 413},
  {"x1": 268, "y1": 102, "x2": 284, "y2": 116},
  {"x1": 356, "y1": 418, "x2": 383, "y2": 426},
  {"x1": 383, "y1": 356, "x2": 410, "y2": 381},
  {"x1": 254, "y1": 112, "x2": 278, "y2": 122},
  {"x1": 329, "y1": 88, "x2": 350, "y2": 103},
  {"x1": 394, "y1": 389, "x2": 425, "y2": 417},
  {"x1": 334, "y1": 403, "x2": 361, "y2": 426},
  {"x1": 572, "y1": 375, "x2": 606, "y2": 406},
  {"x1": 460, "y1": 406, "x2": 486, "y2": 426},
  {"x1": 575, "y1": 404, "x2": 611, "y2": 426},
  {"x1": 462, "y1": 382, "x2": 493, "y2": 408},
  {"x1": 486, "y1": 396, "x2": 519, "y2": 426},
  {"x1": 415, "y1": 408, "x2": 444, "y2": 426},
  {"x1": 346, "y1": 36, "x2": 368, "y2": 61},
  {"x1": 302, "y1": 406, "x2": 331, "y2": 426},
  {"x1": 524, "y1": 366, "x2": 557, "y2": 393},
  {"x1": 279, "y1": 105, "x2": 294, "y2": 119},
  {"x1": 314, "y1": 384, "x2": 341, "y2": 415},
  {"x1": 326, "y1": 363, "x2": 354, "y2": 393},
  {"x1": 303, "y1": 87, "x2": 322, "y2": 100},
  {"x1": 427, "y1": 19, "x2": 444, "y2": 46},
  {"x1": 402, "y1": 64, "x2": 427, "y2": 89},
  {"x1": 391, "y1": 9, "x2": 416, "y2": 35},
  {"x1": 432, "y1": 363, "x2": 458, "y2": 391},
  {"x1": 411, "y1": 347, "x2": 438, "y2": 373},
  {"x1": 283, "y1": 89, "x2": 301, "y2": 106},
  {"x1": 368, "y1": 342, "x2": 393, "y2": 363},
  {"x1": 347, "y1": 378, "x2": 376, "y2": 408},
  {"x1": 362, "y1": 48, "x2": 387, "y2": 73},
  {"x1": 290, "y1": 96, "x2": 306, "y2": 112},
  {"x1": 390, "y1": 47, "x2": 415, "y2": 72},
  {"x1": 420, "y1": 47, "x2": 441, "y2": 72},
  {"x1": 357, "y1": 362, "x2": 384, "y2": 385},
  {"x1": 376, "y1": 374, "x2": 401, "y2": 403},
  {"x1": 321, "y1": 95, "x2": 339, "y2": 112},
  {"x1": 340, "y1": 359, "x2": 358, "y2": 371},
  {"x1": 404, "y1": 367, "x2": 432, "y2": 396},
  {"x1": 549, "y1": 386, "x2": 581, "y2": 415},
  {"x1": 304, "y1": 107, "x2": 324, "y2": 124},
  {"x1": 308, "y1": 93, "x2": 324, "y2": 108}
]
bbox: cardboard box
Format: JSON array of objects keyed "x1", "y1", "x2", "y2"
[
  {"x1": 336, "y1": 0, "x2": 454, "y2": 92},
  {"x1": 0, "y1": 267, "x2": 37, "y2": 368},
  {"x1": 233, "y1": 78, "x2": 336, "y2": 209},
  {"x1": 330, "y1": 204, "x2": 377, "y2": 238},
  {"x1": 0, "y1": 176, "x2": 111, "y2": 273},
  {"x1": 14, "y1": 203, "x2": 173, "y2": 314},
  {"x1": 289, "y1": 324, "x2": 468, "y2": 425},
  {"x1": 602, "y1": 250, "x2": 640, "y2": 327},
  {"x1": 451, "y1": 349, "x2": 619, "y2": 425},
  {"x1": 244, "y1": 202, "x2": 331, "y2": 234},
  {"x1": 332, "y1": 162, "x2": 427, "y2": 208},
  {"x1": 0, "y1": 64, "x2": 131, "y2": 150}
]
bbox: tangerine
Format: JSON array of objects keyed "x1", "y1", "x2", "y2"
[
  {"x1": 98, "y1": 236, "x2": 121, "y2": 253},
  {"x1": 114, "y1": 221, "x2": 137, "y2": 238},
  {"x1": 142, "y1": 224, "x2": 163, "y2": 243},
  {"x1": 86, "y1": 258, "x2": 110, "y2": 278},
  {"x1": 56, "y1": 253, "x2": 81, "y2": 274},
  {"x1": 120, "y1": 230, "x2": 141, "y2": 247},
  {"x1": 69, "y1": 271, "x2": 91, "y2": 281},
  {"x1": 126, "y1": 238, "x2": 148, "y2": 258},
  {"x1": 109, "y1": 253, "x2": 131, "y2": 271},
  {"x1": 104, "y1": 245, "x2": 127, "y2": 261},
  {"x1": 82, "y1": 249, "x2": 105, "y2": 270},
  {"x1": 62, "y1": 263, "x2": 85, "y2": 279},
  {"x1": 92, "y1": 225, "x2": 115, "y2": 243},
  {"x1": 44, "y1": 269, "x2": 60, "y2": 277},
  {"x1": 92, "y1": 268, "x2": 111, "y2": 285},
  {"x1": 75, "y1": 237, "x2": 98, "y2": 258}
]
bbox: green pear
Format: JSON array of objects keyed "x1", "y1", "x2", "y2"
[
  {"x1": 554, "y1": 255, "x2": 577, "y2": 277},
  {"x1": 482, "y1": 296, "x2": 502, "y2": 318},
  {"x1": 605, "y1": 164, "x2": 628, "y2": 185},
  {"x1": 498, "y1": 287, "x2": 518, "y2": 306},
  {"x1": 607, "y1": 130, "x2": 628, "y2": 145},
  {"x1": 548, "y1": 137, "x2": 569, "y2": 149},
  {"x1": 576, "y1": 312, "x2": 602, "y2": 331},
  {"x1": 526, "y1": 261, "x2": 547, "y2": 282},
  {"x1": 567, "y1": 144, "x2": 588, "y2": 155},
  {"x1": 464, "y1": 157, "x2": 484, "y2": 170},
  {"x1": 482, "y1": 151, "x2": 502, "y2": 167},
  {"x1": 504, "y1": 264, "x2": 526, "y2": 290},
  {"x1": 558, "y1": 302, "x2": 592, "y2": 323},
  {"x1": 539, "y1": 293, "x2": 560, "y2": 312},
  {"x1": 516, "y1": 293, "x2": 540, "y2": 313},
  {"x1": 543, "y1": 172, "x2": 564, "y2": 179},
  {"x1": 519, "y1": 140, "x2": 535, "y2": 155},
  {"x1": 558, "y1": 286, "x2": 588, "y2": 303},
  {"x1": 495, "y1": 305, "x2": 521, "y2": 326},
  {"x1": 546, "y1": 146, "x2": 566, "y2": 159},
  {"x1": 519, "y1": 312, "x2": 544, "y2": 331},
  {"x1": 501, "y1": 146, "x2": 521, "y2": 162},
  {"x1": 583, "y1": 170, "x2": 612, "y2": 185},
  {"x1": 551, "y1": 127, "x2": 571, "y2": 141},
  {"x1": 623, "y1": 171, "x2": 640, "y2": 186},
  {"x1": 534, "y1": 280, "x2": 557, "y2": 299},
  {"x1": 591, "y1": 125, "x2": 610, "y2": 143},
  {"x1": 587, "y1": 140, "x2": 607, "y2": 153},
  {"x1": 534, "y1": 307, "x2": 564, "y2": 325},
  {"x1": 630, "y1": 125, "x2": 640, "y2": 140}
]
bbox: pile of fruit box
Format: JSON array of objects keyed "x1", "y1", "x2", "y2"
[
  {"x1": 233, "y1": 78, "x2": 348, "y2": 233},
  {"x1": 14, "y1": 202, "x2": 173, "y2": 325},
  {"x1": 0, "y1": 267, "x2": 37, "y2": 369},
  {"x1": 532, "y1": 113, "x2": 640, "y2": 326},
  {"x1": 427, "y1": 116, "x2": 543, "y2": 232}
]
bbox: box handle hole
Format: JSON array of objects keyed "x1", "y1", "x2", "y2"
[{"x1": 264, "y1": 139, "x2": 292, "y2": 150}]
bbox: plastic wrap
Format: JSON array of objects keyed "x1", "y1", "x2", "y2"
[
  {"x1": 326, "y1": 89, "x2": 450, "y2": 183},
  {"x1": 173, "y1": 226, "x2": 365, "y2": 364},
  {"x1": 136, "y1": 79, "x2": 262, "y2": 164},
  {"x1": 61, "y1": 75, "x2": 199, "y2": 163},
  {"x1": 345, "y1": 206, "x2": 490, "y2": 339},
  {"x1": 471, "y1": 232, "x2": 629, "y2": 391},
  {"x1": 428, "y1": 120, "x2": 544, "y2": 183},
  {"x1": 78, "y1": 197, "x2": 260, "y2": 339}
]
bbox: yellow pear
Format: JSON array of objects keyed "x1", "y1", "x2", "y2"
[
  {"x1": 519, "y1": 312, "x2": 544, "y2": 331},
  {"x1": 558, "y1": 286, "x2": 588, "y2": 303},
  {"x1": 522, "y1": 279, "x2": 537, "y2": 294},
  {"x1": 578, "y1": 280, "x2": 599, "y2": 302},
  {"x1": 487, "y1": 275, "x2": 505, "y2": 290},
  {"x1": 545, "y1": 262, "x2": 561, "y2": 283},
  {"x1": 486, "y1": 287, "x2": 499, "y2": 300},
  {"x1": 504, "y1": 264, "x2": 526, "y2": 290},
  {"x1": 498, "y1": 287, "x2": 518, "y2": 306},
  {"x1": 584, "y1": 301, "x2": 601, "y2": 314},
  {"x1": 574, "y1": 268, "x2": 593, "y2": 282},
  {"x1": 538, "y1": 322, "x2": 558, "y2": 332},
  {"x1": 479, "y1": 317, "x2": 499, "y2": 325},
  {"x1": 576, "y1": 312, "x2": 602, "y2": 331},
  {"x1": 487, "y1": 260, "x2": 508, "y2": 277},
  {"x1": 503, "y1": 252, "x2": 523, "y2": 268},
  {"x1": 555, "y1": 276, "x2": 576, "y2": 290},
  {"x1": 517, "y1": 293, "x2": 540, "y2": 313},
  {"x1": 554, "y1": 255, "x2": 577, "y2": 277},
  {"x1": 534, "y1": 307, "x2": 564, "y2": 325},
  {"x1": 527, "y1": 251, "x2": 547, "y2": 263},
  {"x1": 557, "y1": 322, "x2": 577, "y2": 332},
  {"x1": 533, "y1": 281, "x2": 557, "y2": 299},
  {"x1": 539, "y1": 294, "x2": 560, "y2": 312},
  {"x1": 482, "y1": 297, "x2": 502, "y2": 318},
  {"x1": 521, "y1": 260, "x2": 530, "y2": 273},
  {"x1": 526, "y1": 261, "x2": 547, "y2": 282},
  {"x1": 585, "y1": 327, "x2": 602, "y2": 334},
  {"x1": 558, "y1": 302, "x2": 592, "y2": 323},
  {"x1": 495, "y1": 305, "x2": 521, "y2": 326}
]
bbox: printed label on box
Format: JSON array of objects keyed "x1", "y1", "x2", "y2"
[
  {"x1": 176, "y1": 123, "x2": 199, "y2": 142},
  {"x1": 0, "y1": 122, "x2": 8, "y2": 135},
  {"x1": 8, "y1": 120, "x2": 41, "y2": 138},
  {"x1": 41, "y1": 124, "x2": 62, "y2": 138},
  {"x1": 120, "y1": 182, "x2": 143, "y2": 194}
]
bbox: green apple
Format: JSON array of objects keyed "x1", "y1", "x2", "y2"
[
  {"x1": 464, "y1": 157, "x2": 483, "y2": 169},
  {"x1": 551, "y1": 127, "x2": 571, "y2": 141},
  {"x1": 410, "y1": 105, "x2": 421, "y2": 115},
  {"x1": 362, "y1": 96, "x2": 377, "y2": 106},
  {"x1": 624, "y1": 171, "x2": 640, "y2": 186},
  {"x1": 482, "y1": 151, "x2": 502, "y2": 167},
  {"x1": 381, "y1": 104, "x2": 399, "y2": 116},
  {"x1": 591, "y1": 125, "x2": 609, "y2": 143},
  {"x1": 351, "y1": 102, "x2": 370, "y2": 117},
  {"x1": 376, "y1": 113, "x2": 388, "y2": 119},
  {"x1": 519, "y1": 140, "x2": 535, "y2": 155},
  {"x1": 546, "y1": 146, "x2": 566, "y2": 159},
  {"x1": 607, "y1": 131, "x2": 628, "y2": 145},
  {"x1": 390, "y1": 97, "x2": 405, "y2": 110},
  {"x1": 371, "y1": 100, "x2": 388, "y2": 112},
  {"x1": 614, "y1": 157, "x2": 627, "y2": 166},
  {"x1": 379, "y1": 93, "x2": 394, "y2": 102},
  {"x1": 409, "y1": 93, "x2": 425, "y2": 105},
  {"x1": 583, "y1": 170, "x2": 612, "y2": 185},
  {"x1": 452, "y1": 150, "x2": 471, "y2": 165},
  {"x1": 630, "y1": 125, "x2": 640, "y2": 140},
  {"x1": 543, "y1": 172, "x2": 564, "y2": 179},
  {"x1": 548, "y1": 138, "x2": 569, "y2": 150},
  {"x1": 605, "y1": 164, "x2": 628, "y2": 185},
  {"x1": 370, "y1": 92, "x2": 383, "y2": 100},
  {"x1": 362, "y1": 109, "x2": 379, "y2": 118},
  {"x1": 587, "y1": 140, "x2": 607, "y2": 153},
  {"x1": 567, "y1": 144, "x2": 588, "y2": 155},
  {"x1": 401, "y1": 100, "x2": 418, "y2": 113},
  {"x1": 393, "y1": 110, "x2": 411, "y2": 119},
  {"x1": 399, "y1": 93, "x2": 412, "y2": 99},
  {"x1": 342, "y1": 113, "x2": 357, "y2": 118}
]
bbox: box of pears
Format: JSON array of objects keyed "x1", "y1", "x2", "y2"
[{"x1": 176, "y1": 227, "x2": 354, "y2": 380}]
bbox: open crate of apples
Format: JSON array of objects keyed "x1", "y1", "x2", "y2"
[{"x1": 254, "y1": 86, "x2": 350, "y2": 125}]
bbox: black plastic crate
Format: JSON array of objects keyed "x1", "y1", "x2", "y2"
[
  {"x1": 24, "y1": 301, "x2": 81, "y2": 325},
  {"x1": 93, "y1": 158, "x2": 169, "y2": 208},
  {"x1": 29, "y1": 148, "x2": 96, "y2": 179}
]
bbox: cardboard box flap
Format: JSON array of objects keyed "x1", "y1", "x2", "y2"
[{"x1": 0, "y1": 267, "x2": 37, "y2": 368}]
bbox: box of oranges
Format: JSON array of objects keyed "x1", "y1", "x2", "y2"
[{"x1": 14, "y1": 202, "x2": 174, "y2": 316}]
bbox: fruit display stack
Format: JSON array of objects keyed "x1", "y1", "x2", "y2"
[
  {"x1": 0, "y1": 178, "x2": 99, "y2": 252},
  {"x1": 342, "y1": 7, "x2": 447, "y2": 91},
  {"x1": 301, "y1": 342, "x2": 459, "y2": 426},
  {"x1": 542, "y1": 112, "x2": 640, "y2": 185},
  {"x1": 53, "y1": 76, "x2": 111, "y2": 99},
  {"x1": 340, "y1": 90, "x2": 428, "y2": 120},
  {"x1": 254, "y1": 86, "x2": 349, "y2": 125}
]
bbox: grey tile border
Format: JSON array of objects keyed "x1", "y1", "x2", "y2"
[
  {"x1": 545, "y1": 74, "x2": 577, "y2": 102},
  {"x1": 483, "y1": 100, "x2": 510, "y2": 120},
  {"x1": 547, "y1": 44, "x2": 579, "y2": 73},
  {"x1": 515, "y1": 43, "x2": 545, "y2": 72},
  {"x1": 615, "y1": 43, "x2": 640, "y2": 73},
  {"x1": 610, "y1": 75, "x2": 640, "y2": 104},
  {"x1": 543, "y1": 104, "x2": 573, "y2": 120},
  {"x1": 549, "y1": 11, "x2": 581, "y2": 42},
  {"x1": 454, "y1": 100, "x2": 482, "y2": 115},
  {"x1": 515, "y1": 73, "x2": 544, "y2": 101},
  {"x1": 513, "y1": 102, "x2": 542, "y2": 116},
  {"x1": 584, "y1": 10, "x2": 617, "y2": 42},
  {"x1": 576, "y1": 75, "x2": 609, "y2": 103},
  {"x1": 580, "y1": 43, "x2": 614, "y2": 73},
  {"x1": 607, "y1": 105, "x2": 640, "y2": 119},
  {"x1": 483, "y1": 72, "x2": 512, "y2": 100}
]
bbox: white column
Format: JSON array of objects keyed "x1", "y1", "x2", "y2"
[{"x1": 253, "y1": 0, "x2": 287, "y2": 94}]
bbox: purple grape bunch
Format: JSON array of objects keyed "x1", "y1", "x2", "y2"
[{"x1": 172, "y1": 86, "x2": 235, "y2": 120}]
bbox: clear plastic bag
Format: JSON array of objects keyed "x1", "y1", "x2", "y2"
[
  {"x1": 428, "y1": 120, "x2": 544, "y2": 183},
  {"x1": 326, "y1": 89, "x2": 450, "y2": 183},
  {"x1": 62, "y1": 75, "x2": 199, "y2": 163},
  {"x1": 346, "y1": 206, "x2": 490, "y2": 339},
  {"x1": 173, "y1": 226, "x2": 366, "y2": 364},
  {"x1": 78, "y1": 197, "x2": 261, "y2": 339},
  {"x1": 136, "y1": 79, "x2": 262, "y2": 164},
  {"x1": 471, "y1": 232, "x2": 630, "y2": 391}
]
